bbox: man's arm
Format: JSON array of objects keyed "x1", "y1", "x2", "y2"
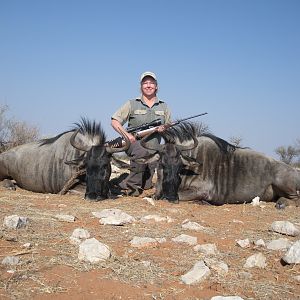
[
  {"x1": 111, "y1": 118, "x2": 136, "y2": 143},
  {"x1": 111, "y1": 100, "x2": 137, "y2": 143}
]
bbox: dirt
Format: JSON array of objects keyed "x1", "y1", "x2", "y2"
[{"x1": 0, "y1": 186, "x2": 300, "y2": 300}]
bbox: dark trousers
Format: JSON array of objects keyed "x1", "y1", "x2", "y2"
[{"x1": 119, "y1": 141, "x2": 155, "y2": 192}]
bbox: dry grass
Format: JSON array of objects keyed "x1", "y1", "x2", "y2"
[{"x1": 1, "y1": 187, "x2": 300, "y2": 299}]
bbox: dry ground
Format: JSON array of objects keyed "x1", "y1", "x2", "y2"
[{"x1": 0, "y1": 186, "x2": 300, "y2": 300}]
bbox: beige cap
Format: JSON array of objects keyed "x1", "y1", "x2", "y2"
[{"x1": 140, "y1": 71, "x2": 157, "y2": 82}]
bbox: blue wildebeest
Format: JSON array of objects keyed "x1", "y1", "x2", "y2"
[
  {"x1": 0, "y1": 118, "x2": 129, "y2": 201},
  {"x1": 140, "y1": 122, "x2": 300, "y2": 208}
]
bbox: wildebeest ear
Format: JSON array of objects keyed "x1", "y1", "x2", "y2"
[
  {"x1": 180, "y1": 154, "x2": 202, "y2": 167},
  {"x1": 135, "y1": 153, "x2": 160, "y2": 164}
]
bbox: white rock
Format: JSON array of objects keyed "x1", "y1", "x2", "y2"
[
  {"x1": 78, "y1": 238, "x2": 110, "y2": 263},
  {"x1": 182, "y1": 221, "x2": 208, "y2": 232},
  {"x1": 254, "y1": 239, "x2": 265, "y2": 247},
  {"x1": 172, "y1": 234, "x2": 197, "y2": 246},
  {"x1": 71, "y1": 228, "x2": 90, "y2": 239},
  {"x1": 236, "y1": 239, "x2": 250, "y2": 248},
  {"x1": 2, "y1": 256, "x2": 20, "y2": 266},
  {"x1": 3, "y1": 215, "x2": 29, "y2": 229},
  {"x1": 22, "y1": 243, "x2": 32, "y2": 249},
  {"x1": 282, "y1": 240, "x2": 300, "y2": 264},
  {"x1": 204, "y1": 258, "x2": 228, "y2": 276},
  {"x1": 143, "y1": 197, "x2": 156, "y2": 206},
  {"x1": 70, "y1": 228, "x2": 91, "y2": 245},
  {"x1": 141, "y1": 214, "x2": 173, "y2": 223},
  {"x1": 266, "y1": 238, "x2": 292, "y2": 250},
  {"x1": 294, "y1": 275, "x2": 300, "y2": 281},
  {"x1": 194, "y1": 243, "x2": 218, "y2": 256},
  {"x1": 181, "y1": 260, "x2": 211, "y2": 285},
  {"x1": 130, "y1": 236, "x2": 166, "y2": 248},
  {"x1": 211, "y1": 296, "x2": 244, "y2": 300},
  {"x1": 92, "y1": 209, "x2": 135, "y2": 225},
  {"x1": 251, "y1": 196, "x2": 260, "y2": 206},
  {"x1": 271, "y1": 221, "x2": 300, "y2": 236},
  {"x1": 244, "y1": 253, "x2": 267, "y2": 269},
  {"x1": 141, "y1": 260, "x2": 151, "y2": 267},
  {"x1": 55, "y1": 214, "x2": 76, "y2": 222}
]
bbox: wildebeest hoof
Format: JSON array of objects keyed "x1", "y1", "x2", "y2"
[
  {"x1": 275, "y1": 198, "x2": 287, "y2": 209},
  {"x1": 168, "y1": 199, "x2": 179, "y2": 204},
  {"x1": 275, "y1": 202, "x2": 285, "y2": 209},
  {"x1": 164, "y1": 197, "x2": 179, "y2": 204},
  {"x1": 84, "y1": 193, "x2": 107, "y2": 201},
  {"x1": 2, "y1": 179, "x2": 16, "y2": 191}
]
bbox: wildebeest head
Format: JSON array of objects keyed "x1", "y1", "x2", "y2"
[
  {"x1": 140, "y1": 125, "x2": 200, "y2": 202},
  {"x1": 70, "y1": 118, "x2": 130, "y2": 201}
]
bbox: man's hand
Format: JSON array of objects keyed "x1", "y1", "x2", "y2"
[
  {"x1": 156, "y1": 123, "x2": 171, "y2": 133},
  {"x1": 126, "y1": 132, "x2": 136, "y2": 143}
]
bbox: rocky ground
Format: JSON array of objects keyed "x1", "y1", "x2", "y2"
[{"x1": 1, "y1": 185, "x2": 300, "y2": 300}]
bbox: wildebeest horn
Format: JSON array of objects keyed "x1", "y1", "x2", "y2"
[
  {"x1": 140, "y1": 131, "x2": 163, "y2": 152},
  {"x1": 70, "y1": 129, "x2": 91, "y2": 152},
  {"x1": 176, "y1": 134, "x2": 199, "y2": 152},
  {"x1": 105, "y1": 126, "x2": 130, "y2": 154}
]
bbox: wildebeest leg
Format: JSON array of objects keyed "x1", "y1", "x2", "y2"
[
  {"x1": 1, "y1": 179, "x2": 16, "y2": 191},
  {"x1": 154, "y1": 168, "x2": 163, "y2": 200},
  {"x1": 59, "y1": 169, "x2": 86, "y2": 195},
  {"x1": 178, "y1": 189, "x2": 210, "y2": 202},
  {"x1": 275, "y1": 196, "x2": 300, "y2": 209}
]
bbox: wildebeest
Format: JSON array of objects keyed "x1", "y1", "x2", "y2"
[
  {"x1": 0, "y1": 118, "x2": 130, "y2": 201},
  {"x1": 140, "y1": 122, "x2": 300, "y2": 208}
]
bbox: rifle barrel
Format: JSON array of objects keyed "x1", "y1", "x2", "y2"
[{"x1": 172, "y1": 112, "x2": 208, "y2": 125}]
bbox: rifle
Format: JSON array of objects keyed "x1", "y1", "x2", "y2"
[{"x1": 106, "y1": 112, "x2": 208, "y2": 148}]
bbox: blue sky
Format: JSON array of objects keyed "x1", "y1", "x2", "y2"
[{"x1": 1, "y1": 0, "x2": 299, "y2": 157}]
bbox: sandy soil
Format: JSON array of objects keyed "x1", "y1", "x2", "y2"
[{"x1": 1, "y1": 186, "x2": 300, "y2": 300}]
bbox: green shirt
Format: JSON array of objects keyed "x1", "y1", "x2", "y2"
[
  {"x1": 112, "y1": 97, "x2": 171, "y2": 128},
  {"x1": 112, "y1": 96, "x2": 171, "y2": 147}
]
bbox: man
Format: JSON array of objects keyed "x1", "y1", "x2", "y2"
[{"x1": 111, "y1": 71, "x2": 171, "y2": 196}]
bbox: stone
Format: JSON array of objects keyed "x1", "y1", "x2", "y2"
[
  {"x1": 182, "y1": 221, "x2": 211, "y2": 232},
  {"x1": 244, "y1": 253, "x2": 267, "y2": 269},
  {"x1": 172, "y1": 234, "x2": 197, "y2": 246},
  {"x1": 54, "y1": 214, "x2": 76, "y2": 222},
  {"x1": 266, "y1": 238, "x2": 291, "y2": 250},
  {"x1": 271, "y1": 221, "x2": 300, "y2": 236},
  {"x1": 3, "y1": 215, "x2": 29, "y2": 229},
  {"x1": 130, "y1": 236, "x2": 166, "y2": 248},
  {"x1": 2, "y1": 256, "x2": 20, "y2": 266},
  {"x1": 181, "y1": 260, "x2": 211, "y2": 285},
  {"x1": 194, "y1": 243, "x2": 218, "y2": 256},
  {"x1": 282, "y1": 240, "x2": 300, "y2": 264},
  {"x1": 92, "y1": 209, "x2": 135, "y2": 225},
  {"x1": 78, "y1": 238, "x2": 110, "y2": 263},
  {"x1": 70, "y1": 228, "x2": 91, "y2": 245},
  {"x1": 236, "y1": 239, "x2": 250, "y2": 248}
]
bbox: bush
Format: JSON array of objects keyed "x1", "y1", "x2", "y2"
[
  {"x1": 0, "y1": 104, "x2": 40, "y2": 152},
  {"x1": 275, "y1": 144, "x2": 300, "y2": 166}
]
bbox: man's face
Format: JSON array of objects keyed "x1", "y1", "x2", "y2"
[{"x1": 141, "y1": 76, "x2": 157, "y2": 97}]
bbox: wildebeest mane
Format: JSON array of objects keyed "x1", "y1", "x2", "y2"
[
  {"x1": 163, "y1": 121, "x2": 238, "y2": 154},
  {"x1": 39, "y1": 117, "x2": 106, "y2": 147},
  {"x1": 72, "y1": 117, "x2": 106, "y2": 145}
]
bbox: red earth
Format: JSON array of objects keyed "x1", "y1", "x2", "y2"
[{"x1": 1, "y1": 186, "x2": 300, "y2": 299}]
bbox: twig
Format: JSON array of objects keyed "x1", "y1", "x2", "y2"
[{"x1": 0, "y1": 250, "x2": 38, "y2": 257}]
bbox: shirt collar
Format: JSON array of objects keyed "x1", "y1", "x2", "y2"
[{"x1": 137, "y1": 96, "x2": 161, "y2": 106}]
